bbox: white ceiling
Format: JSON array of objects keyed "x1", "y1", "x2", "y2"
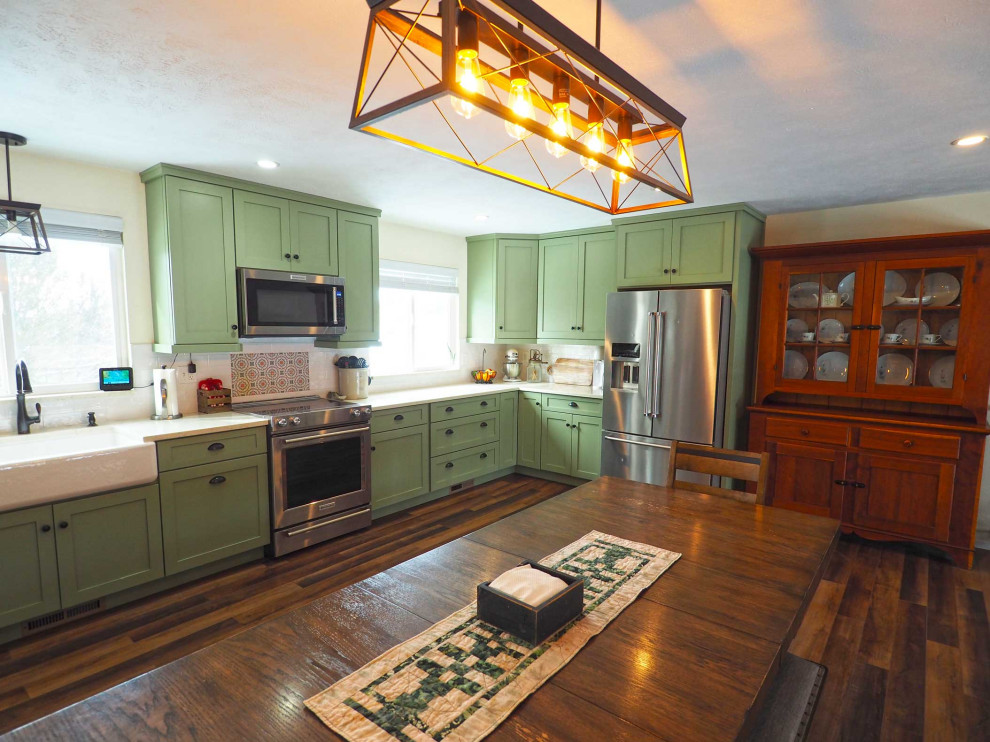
[{"x1": 2, "y1": 0, "x2": 988, "y2": 236}]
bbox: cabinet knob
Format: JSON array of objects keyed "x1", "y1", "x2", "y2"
[
  {"x1": 499, "y1": 325, "x2": 504, "y2": 330},
  {"x1": 370, "y1": 446, "x2": 376, "y2": 452},
  {"x1": 577, "y1": 326, "x2": 582, "y2": 330},
  {"x1": 445, "y1": 462, "x2": 454, "y2": 469},
  {"x1": 394, "y1": 414, "x2": 404, "y2": 421},
  {"x1": 231, "y1": 324, "x2": 238, "y2": 331},
  {"x1": 284, "y1": 253, "x2": 291, "y2": 259},
  {"x1": 480, "y1": 422, "x2": 488, "y2": 428},
  {"x1": 208, "y1": 442, "x2": 225, "y2": 451},
  {"x1": 671, "y1": 268, "x2": 678, "y2": 274},
  {"x1": 800, "y1": 428, "x2": 810, "y2": 436},
  {"x1": 58, "y1": 521, "x2": 68, "y2": 529},
  {"x1": 292, "y1": 254, "x2": 300, "y2": 260},
  {"x1": 569, "y1": 401, "x2": 578, "y2": 408},
  {"x1": 480, "y1": 452, "x2": 488, "y2": 459},
  {"x1": 571, "y1": 326, "x2": 575, "y2": 330},
  {"x1": 663, "y1": 268, "x2": 670, "y2": 274},
  {"x1": 902, "y1": 439, "x2": 913, "y2": 448},
  {"x1": 209, "y1": 475, "x2": 227, "y2": 485},
  {"x1": 40, "y1": 524, "x2": 51, "y2": 533}
]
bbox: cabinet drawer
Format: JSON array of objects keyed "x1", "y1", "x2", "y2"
[
  {"x1": 543, "y1": 394, "x2": 603, "y2": 417},
  {"x1": 159, "y1": 454, "x2": 270, "y2": 575},
  {"x1": 157, "y1": 426, "x2": 268, "y2": 471},
  {"x1": 431, "y1": 443, "x2": 497, "y2": 490},
  {"x1": 371, "y1": 404, "x2": 428, "y2": 434},
  {"x1": 431, "y1": 412, "x2": 498, "y2": 456},
  {"x1": 765, "y1": 417, "x2": 850, "y2": 446},
  {"x1": 859, "y1": 427, "x2": 960, "y2": 460},
  {"x1": 431, "y1": 395, "x2": 500, "y2": 421}
]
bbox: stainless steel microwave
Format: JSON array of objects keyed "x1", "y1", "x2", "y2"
[{"x1": 237, "y1": 268, "x2": 346, "y2": 338}]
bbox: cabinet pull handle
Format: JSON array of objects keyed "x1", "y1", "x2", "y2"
[
  {"x1": 40, "y1": 524, "x2": 51, "y2": 533},
  {"x1": 480, "y1": 401, "x2": 488, "y2": 407},
  {"x1": 800, "y1": 428, "x2": 810, "y2": 436},
  {"x1": 850, "y1": 324, "x2": 866, "y2": 331},
  {"x1": 834, "y1": 479, "x2": 849, "y2": 486},
  {"x1": 902, "y1": 439, "x2": 913, "y2": 448},
  {"x1": 445, "y1": 429, "x2": 454, "y2": 436},
  {"x1": 59, "y1": 521, "x2": 68, "y2": 529},
  {"x1": 851, "y1": 482, "x2": 866, "y2": 488},
  {"x1": 866, "y1": 324, "x2": 883, "y2": 331},
  {"x1": 209, "y1": 475, "x2": 227, "y2": 485},
  {"x1": 445, "y1": 462, "x2": 454, "y2": 469},
  {"x1": 480, "y1": 452, "x2": 488, "y2": 459},
  {"x1": 569, "y1": 401, "x2": 578, "y2": 408},
  {"x1": 480, "y1": 422, "x2": 488, "y2": 428},
  {"x1": 394, "y1": 414, "x2": 404, "y2": 421},
  {"x1": 208, "y1": 442, "x2": 225, "y2": 451},
  {"x1": 445, "y1": 406, "x2": 454, "y2": 412}
]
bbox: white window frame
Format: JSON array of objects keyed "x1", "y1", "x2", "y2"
[{"x1": 0, "y1": 209, "x2": 130, "y2": 395}]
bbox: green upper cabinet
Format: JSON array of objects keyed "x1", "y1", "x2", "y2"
[
  {"x1": 52, "y1": 485, "x2": 165, "y2": 608},
  {"x1": 319, "y1": 211, "x2": 380, "y2": 346},
  {"x1": 616, "y1": 219, "x2": 672, "y2": 287},
  {"x1": 290, "y1": 202, "x2": 339, "y2": 275},
  {"x1": 538, "y1": 231, "x2": 616, "y2": 343},
  {"x1": 0, "y1": 505, "x2": 60, "y2": 629},
  {"x1": 233, "y1": 190, "x2": 292, "y2": 271},
  {"x1": 669, "y1": 212, "x2": 736, "y2": 285},
  {"x1": 466, "y1": 236, "x2": 539, "y2": 343},
  {"x1": 146, "y1": 176, "x2": 240, "y2": 353}
]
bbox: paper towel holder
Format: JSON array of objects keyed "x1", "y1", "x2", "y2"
[{"x1": 151, "y1": 367, "x2": 184, "y2": 421}]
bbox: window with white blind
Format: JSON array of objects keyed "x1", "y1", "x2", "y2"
[
  {"x1": 0, "y1": 209, "x2": 129, "y2": 395},
  {"x1": 369, "y1": 260, "x2": 459, "y2": 376}
]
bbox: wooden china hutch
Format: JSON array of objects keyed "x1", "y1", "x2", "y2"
[{"x1": 748, "y1": 231, "x2": 990, "y2": 567}]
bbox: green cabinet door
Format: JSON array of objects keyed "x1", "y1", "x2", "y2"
[
  {"x1": 233, "y1": 190, "x2": 292, "y2": 271},
  {"x1": 161, "y1": 177, "x2": 240, "y2": 349},
  {"x1": 496, "y1": 239, "x2": 539, "y2": 340},
  {"x1": 540, "y1": 410, "x2": 573, "y2": 475},
  {"x1": 0, "y1": 505, "x2": 60, "y2": 629},
  {"x1": 537, "y1": 236, "x2": 581, "y2": 340},
  {"x1": 669, "y1": 212, "x2": 736, "y2": 285},
  {"x1": 499, "y1": 392, "x2": 518, "y2": 468},
  {"x1": 571, "y1": 415, "x2": 602, "y2": 480},
  {"x1": 371, "y1": 426, "x2": 430, "y2": 514},
  {"x1": 290, "y1": 201, "x2": 339, "y2": 275},
  {"x1": 331, "y1": 211, "x2": 379, "y2": 344},
  {"x1": 466, "y1": 238, "x2": 497, "y2": 342},
  {"x1": 616, "y1": 219, "x2": 672, "y2": 287},
  {"x1": 52, "y1": 485, "x2": 164, "y2": 608},
  {"x1": 577, "y1": 232, "x2": 617, "y2": 341},
  {"x1": 518, "y1": 392, "x2": 542, "y2": 469},
  {"x1": 159, "y1": 455, "x2": 270, "y2": 575}
]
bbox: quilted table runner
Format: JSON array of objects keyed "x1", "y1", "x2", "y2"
[{"x1": 305, "y1": 531, "x2": 681, "y2": 742}]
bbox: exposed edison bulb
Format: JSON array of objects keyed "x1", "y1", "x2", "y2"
[
  {"x1": 580, "y1": 122, "x2": 605, "y2": 172},
  {"x1": 450, "y1": 52, "x2": 481, "y2": 119},
  {"x1": 613, "y1": 140, "x2": 634, "y2": 184},
  {"x1": 504, "y1": 78, "x2": 534, "y2": 140},
  {"x1": 545, "y1": 107, "x2": 573, "y2": 158}
]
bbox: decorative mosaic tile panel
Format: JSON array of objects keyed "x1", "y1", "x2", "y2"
[{"x1": 231, "y1": 352, "x2": 310, "y2": 397}]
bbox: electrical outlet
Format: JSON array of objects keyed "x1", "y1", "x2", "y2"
[{"x1": 176, "y1": 369, "x2": 197, "y2": 385}]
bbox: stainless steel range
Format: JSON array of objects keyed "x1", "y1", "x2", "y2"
[{"x1": 233, "y1": 395, "x2": 372, "y2": 556}]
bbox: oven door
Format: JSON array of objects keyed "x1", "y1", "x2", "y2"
[
  {"x1": 271, "y1": 423, "x2": 370, "y2": 529},
  {"x1": 238, "y1": 268, "x2": 345, "y2": 337}
]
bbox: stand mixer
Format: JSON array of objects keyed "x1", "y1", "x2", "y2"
[{"x1": 504, "y1": 349, "x2": 522, "y2": 382}]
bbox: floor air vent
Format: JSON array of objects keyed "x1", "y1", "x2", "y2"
[{"x1": 23, "y1": 599, "x2": 103, "y2": 633}]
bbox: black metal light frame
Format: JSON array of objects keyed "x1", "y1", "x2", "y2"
[{"x1": 0, "y1": 132, "x2": 51, "y2": 256}]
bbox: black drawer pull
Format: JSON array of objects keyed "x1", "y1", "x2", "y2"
[
  {"x1": 569, "y1": 401, "x2": 578, "y2": 408},
  {"x1": 480, "y1": 422, "x2": 488, "y2": 428},
  {"x1": 59, "y1": 521, "x2": 68, "y2": 529},
  {"x1": 445, "y1": 462, "x2": 454, "y2": 469},
  {"x1": 208, "y1": 442, "x2": 225, "y2": 451},
  {"x1": 40, "y1": 524, "x2": 51, "y2": 533},
  {"x1": 445, "y1": 406, "x2": 454, "y2": 413},
  {"x1": 394, "y1": 414, "x2": 404, "y2": 421},
  {"x1": 480, "y1": 401, "x2": 488, "y2": 407},
  {"x1": 209, "y1": 475, "x2": 227, "y2": 485},
  {"x1": 480, "y1": 452, "x2": 488, "y2": 459},
  {"x1": 445, "y1": 429, "x2": 454, "y2": 436}
]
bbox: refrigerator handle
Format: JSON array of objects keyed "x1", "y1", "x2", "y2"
[
  {"x1": 652, "y1": 311, "x2": 665, "y2": 418},
  {"x1": 643, "y1": 312, "x2": 656, "y2": 417}
]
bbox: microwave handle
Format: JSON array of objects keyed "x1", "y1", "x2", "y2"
[{"x1": 332, "y1": 290, "x2": 339, "y2": 326}]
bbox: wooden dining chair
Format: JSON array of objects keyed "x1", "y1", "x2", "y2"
[{"x1": 665, "y1": 441, "x2": 769, "y2": 505}]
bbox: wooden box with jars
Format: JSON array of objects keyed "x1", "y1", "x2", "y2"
[{"x1": 747, "y1": 231, "x2": 990, "y2": 567}]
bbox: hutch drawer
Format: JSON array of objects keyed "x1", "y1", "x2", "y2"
[
  {"x1": 765, "y1": 417, "x2": 850, "y2": 446},
  {"x1": 858, "y1": 427, "x2": 960, "y2": 459}
]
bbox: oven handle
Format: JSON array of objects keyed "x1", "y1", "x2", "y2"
[
  {"x1": 285, "y1": 509, "x2": 370, "y2": 537},
  {"x1": 282, "y1": 426, "x2": 370, "y2": 445}
]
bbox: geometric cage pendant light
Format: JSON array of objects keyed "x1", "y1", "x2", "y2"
[
  {"x1": 0, "y1": 132, "x2": 51, "y2": 256},
  {"x1": 351, "y1": 0, "x2": 693, "y2": 214}
]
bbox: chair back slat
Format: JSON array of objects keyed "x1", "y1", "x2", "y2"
[{"x1": 665, "y1": 441, "x2": 769, "y2": 504}]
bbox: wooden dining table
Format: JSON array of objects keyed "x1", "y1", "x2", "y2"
[{"x1": 3, "y1": 476, "x2": 839, "y2": 741}]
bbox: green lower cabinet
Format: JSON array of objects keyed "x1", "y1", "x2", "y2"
[
  {"x1": 517, "y1": 392, "x2": 542, "y2": 469},
  {"x1": 499, "y1": 393, "x2": 517, "y2": 468},
  {"x1": 540, "y1": 411, "x2": 573, "y2": 476},
  {"x1": 431, "y1": 412, "x2": 498, "y2": 456},
  {"x1": 159, "y1": 455, "x2": 270, "y2": 576},
  {"x1": 431, "y1": 443, "x2": 498, "y2": 490},
  {"x1": 52, "y1": 485, "x2": 165, "y2": 608},
  {"x1": 571, "y1": 415, "x2": 602, "y2": 480},
  {"x1": 0, "y1": 505, "x2": 60, "y2": 629},
  {"x1": 371, "y1": 426, "x2": 430, "y2": 513}
]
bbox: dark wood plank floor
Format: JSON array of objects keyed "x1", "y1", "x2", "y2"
[
  {"x1": 0, "y1": 474, "x2": 569, "y2": 735},
  {"x1": 1, "y1": 475, "x2": 988, "y2": 740}
]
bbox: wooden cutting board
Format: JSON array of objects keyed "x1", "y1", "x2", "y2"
[{"x1": 546, "y1": 358, "x2": 594, "y2": 386}]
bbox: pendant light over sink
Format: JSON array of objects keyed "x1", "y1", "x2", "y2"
[
  {"x1": 350, "y1": 0, "x2": 693, "y2": 215},
  {"x1": 0, "y1": 132, "x2": 51, "y2": 256}
]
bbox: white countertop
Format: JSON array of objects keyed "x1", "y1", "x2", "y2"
[
  {"x1": 366, "y1": 381, "x2": 603, "y2": 411},
  {"x1": 107, "y1": 412, "x2": 269, "y2": 442}
]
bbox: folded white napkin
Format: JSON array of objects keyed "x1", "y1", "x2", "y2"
[{"x1": 488, "y1": 564, "x2": 568, "y2": 607}]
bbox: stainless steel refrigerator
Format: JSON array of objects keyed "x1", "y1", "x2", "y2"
[{"x1": 600, "y1": 288, "x2": 730, "y2": 486}]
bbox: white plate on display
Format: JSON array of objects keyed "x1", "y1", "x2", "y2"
[
  {"x1": 815, "y1": 351, "x2": 849, "y2": 382},
  {"x1": 916, "y1": 272, "x2": 961, "y2": 306},
  {"x1": 788, "y1": 281, "x2": 825, "y2": 309},
  {"x1": 893, "y1": 318, "x2": 929, "y2": 344},
  {"x1": 942, "y1": 318, "x2": 959, "y2": 346},
  {"x1": 883, "y1": 271, "x2": 908, "y2": 306},
  {"x1": 929, "y1": 356, "x2": 955, "y2": 388},
  {"x1": 786, "y1": 318, "x2": 809, "y2": 341},
  {"x1": 783, "y1": 350, "x2": 809, "y2": 379},
  {"x1": 837, "y1": 272, "x2": 856, "y2": 305},
  {"x1": 877, "y1": 353, "x2": 914, "y2": 385},
  {"x1": 817, "y1": 318, "x2": 845, "y2": 342},
  {"x1": 893, "y1": 295, "x2": 934, "y2": 306}
]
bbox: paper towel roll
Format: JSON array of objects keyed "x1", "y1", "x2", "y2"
[{"x1": 153, "y1": 368, "x2": 181, "y2": 418}]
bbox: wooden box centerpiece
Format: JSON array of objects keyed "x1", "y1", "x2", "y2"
[{"x1": 477, "y1": 561, "x2": 584, "y2": 645}]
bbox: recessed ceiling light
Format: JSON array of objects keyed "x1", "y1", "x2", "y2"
[
  {"x1": 475, "y1": 214, "x2": 489, "y2": 221},
  {"x1": 950, "y1": 135, "x2": 987, "y2": 147},
  {"x1": 257, "y1": 159, "x2": 280, "y2": 169}
]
